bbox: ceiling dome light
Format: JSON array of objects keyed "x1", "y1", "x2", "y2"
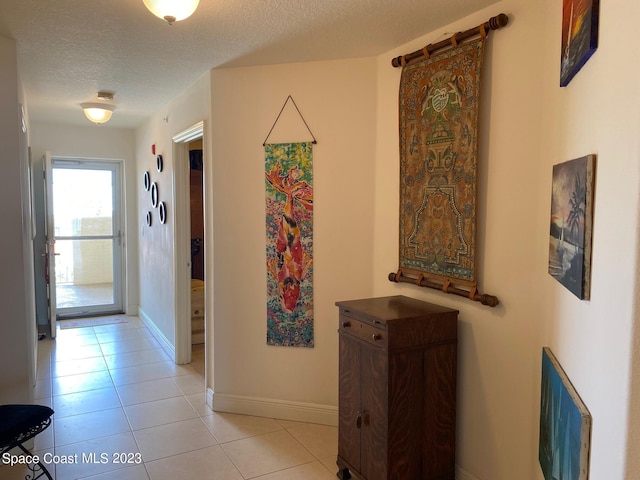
[
  {"x1": 81, "y1": 103, "x2": 115, "y2": 124},
  {"x1": 143, "y1": 0, "x2": 200, "y2": 25},
  {"x1": 81, "y1": 91, "x2": 116, "y2": 125}
]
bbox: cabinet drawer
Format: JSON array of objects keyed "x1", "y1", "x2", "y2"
[
  {"x1": 337, "y1": 296, "x2": 458, "y2": 350},
  {"x1": 339, "y1": 315, "x2": 386, "y2": 348}
]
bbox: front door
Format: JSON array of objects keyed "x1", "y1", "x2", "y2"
[{"x1": 45, "y1": 155, "x2": 124, "y2": 332}]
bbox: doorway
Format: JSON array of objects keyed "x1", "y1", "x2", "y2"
[
  {"x1": 172, "y1": 122, "x2": 207, "y2": 371},
  {"x1": 188, "y1": 139, "x2": 205, "y2": 372},
  {"x1": 45, "y1": 156, "x2": 125, "y2": 333}
]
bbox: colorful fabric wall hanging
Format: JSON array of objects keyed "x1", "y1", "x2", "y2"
[
  {"x1": 265, "y1": 142, "x2": 314, "y2": 347},
  {"x1": 388, "y1": 15, "x2": 507, "y2": 307},
  {"x1": 391, "y1": 35, "x2": 502, "y2": 306}
]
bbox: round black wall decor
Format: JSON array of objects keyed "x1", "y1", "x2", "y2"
[
  {"x1": 150, "y1": 182, "x2": 158, "y2": 208},
  {"x1": 159, "y1": 202, "x2": 166, "y2": 224},
  {"x1": 143, "y1": 171, "x2": 150, "y2": 191}
]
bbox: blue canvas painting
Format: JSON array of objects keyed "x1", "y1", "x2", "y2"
[{"x1": 539, "y1": 347, "x2": 591, "y2": 480}]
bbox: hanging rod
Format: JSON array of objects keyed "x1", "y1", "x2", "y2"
[
  {"x1": 388, "y1": 270, "x2": 500, "y2": 307},
  {"x1": 391, "y1": 13, "x2": 509, "y2": 68}
]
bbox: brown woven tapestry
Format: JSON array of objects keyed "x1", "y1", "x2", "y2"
[{"x1": 397, "y1": 37, "x2": 486, "y2": 289}]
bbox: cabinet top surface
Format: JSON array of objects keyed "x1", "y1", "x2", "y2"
[{"x1": 335, "y1": 295, "x2": 458, "y2": 322}]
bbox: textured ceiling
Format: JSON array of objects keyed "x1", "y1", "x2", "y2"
[{"x1": 0, "y1": 0, "x2": 498, "y2": 128}]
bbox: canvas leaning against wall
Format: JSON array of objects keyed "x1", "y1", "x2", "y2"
[
  {"x1": 539, "y1": 347, "x2": 592, "y2": 480},
  {"x1": 548, "y1": 155, "x2": 595, "y2": 300}
]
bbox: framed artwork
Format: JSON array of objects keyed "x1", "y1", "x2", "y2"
[
  {"x1": 548, "y1": 155, "x2": 595, "y2": 300},
  {"x1": 560, "y1": 0, "x2": 599, "y2": 87},
  {"x1": 539, "y1": 347, "x2": 591, "y2": 480}
]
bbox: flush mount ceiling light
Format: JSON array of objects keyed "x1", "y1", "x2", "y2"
[
  {"x1": 143, "y1": 0, "x2": 200, "y2": 25},
  {"x1": 81, "y1": 91, "x2": 115, "y2": 125}
]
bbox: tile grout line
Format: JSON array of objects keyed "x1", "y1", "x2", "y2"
[
  {"x1": 60, "y1": 321, "x2": 151, "y2": 479},
  {"x1": 32, "y1": 317, "x2": 338, "y2": 480}
]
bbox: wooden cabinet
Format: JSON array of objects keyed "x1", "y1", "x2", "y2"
[{"x1": 335, "y1": 296, "x2": 458, "y2": 480}]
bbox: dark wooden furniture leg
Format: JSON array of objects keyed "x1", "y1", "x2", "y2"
[
  {"x1": 0, "y1": 404, "x2": 55, "y2": 480},
  {"x1": 336, "y1": 457, "x2": 351, "y2": 479}
]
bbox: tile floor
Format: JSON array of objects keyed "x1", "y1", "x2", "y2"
[{"x1": 1, "y1": 316, "x2": 338, "y2": 479}]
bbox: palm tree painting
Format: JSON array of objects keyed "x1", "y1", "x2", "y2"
[{"x1": 548, "y1": 155, "x2": 595, "y2": 299}]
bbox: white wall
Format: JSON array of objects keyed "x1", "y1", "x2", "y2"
[
  {"x1": 209, "y1": 59, "x2": 376, "y2": 419},
  {"x1": 373, "y1": 1, "x2": 640, "y2": 479},
  {"x1": 30, "y1": 123, "x2": 139, "y2": 315},
  {"x1": 135, "y1": 73, "x2": 210, "y2": 352},
  {"x1": 18, "y1": 71, "x2": 38, "y2": 396},
  {"x1": 0, "y1": 35, "x2": 33, "y2": 403},
  {"x1": 537, "y1": 1, "x2": 640, "y2": 479}
]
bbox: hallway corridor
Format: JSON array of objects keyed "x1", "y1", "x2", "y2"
[{"x1": 1, "y1": 317, "x2": 337, "y2": 479}]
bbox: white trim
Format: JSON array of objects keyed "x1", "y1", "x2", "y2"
[
  {"x1": 126, "y1": 303, "x2": 138, "y2": 316},
  {"x1": 172, "y1": 138, "x2": 192, "y2": 365},
  {"x1": 139, "y1": 307, "x2": 175, "y2": 360},
  {"x1": 212, "y1": 393, "x2": 338, "y2": 427},
  {"x1": 172, "y1": 121, "x2": 204, "y2": 143},
  {"x1": 456, "y1": 465, "x2": 483, "y2": 480},
  {"x1": 206, "y1": 388, "x2": 214, "y2": 411},
  {"x1": 172, "y1": 120, "x2": 205, "y2": 366},
  {"x1": 44, "y1": 152, "x2": 57, "y2": 338}
]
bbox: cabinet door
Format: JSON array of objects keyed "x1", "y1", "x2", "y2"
[
  {"x1": 423, "y1": 343, "x2": 457, "y2": 479},
  {"x1": 338, "y1": 333, "x2": 361, "y2": 471},
  {"x1": 360, "y1": 344, "x2": 388, "y2": 480},
  {"x1": 388, "y1": 351, "x2": 424, "y2": 479}
]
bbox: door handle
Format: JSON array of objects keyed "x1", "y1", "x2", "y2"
[{"x1": 356, "y1": 410, "x2": 369, "y2": 428}]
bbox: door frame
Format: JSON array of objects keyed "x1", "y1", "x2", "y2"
[
  {"x1": 172, "y1": 121, "x2": 206, "y2": 366},
  {"x1": 45, "y1": 156, "x2": 126, "y2": 327},
  {"x1": 43, "y1": 152, "x2": 58, "y2": 337}
]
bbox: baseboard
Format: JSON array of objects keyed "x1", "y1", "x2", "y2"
[
  {"x1": 206, "y1": 388, "x2": 214, "y2": 412},
  {"x1": 138, "y1": 308, "x2": 175, "y2": 361},
  {"x1": 456, "y1": 465, "x2": 482, "y2": 480},
  {"x1": 209, "y1": 390, "x2": 478, "y2": 479},
  {"x1": 212, "y1": 392, "x2": 338, "y2": 427}
]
